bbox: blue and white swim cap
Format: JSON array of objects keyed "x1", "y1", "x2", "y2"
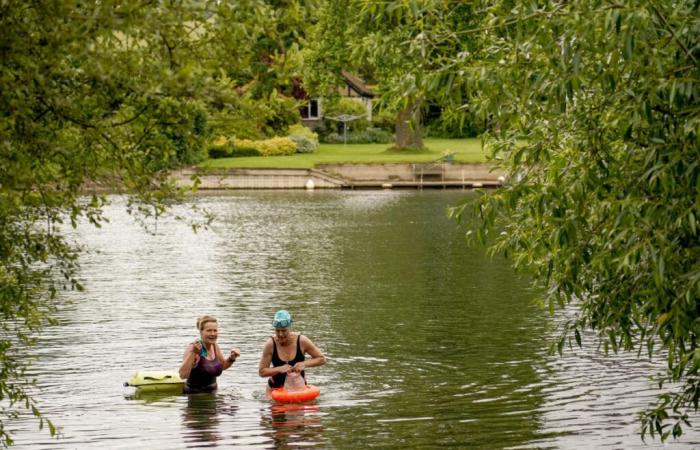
[{"x1": 272, "y1": 310, "x2": 293, "y2": 328}]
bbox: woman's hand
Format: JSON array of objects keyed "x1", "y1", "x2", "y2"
[
  {"x1": 277, "y1": 364, "x2": 292, "y2": 374},
  {"x1": 228, "y1": 348, "x2": 241, "y2": 362},
  {"x1": 180, "y1": 341, "x2": 200, "y2": 380},
  {"x1": 292, "y1": 362, "x2": 306, "y2": 373}
]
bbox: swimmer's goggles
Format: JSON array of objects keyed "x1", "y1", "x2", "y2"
[{"x1": 272, "y1": 318, "x2": 293, "y2": 328}]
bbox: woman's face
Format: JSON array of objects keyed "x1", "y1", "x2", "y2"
[
  {"x1": 275, "y1": 327, "x2": 290, "y2": 345},
  {"x1": 200, "y1": 321, "x2": 218, "y2": 345}
]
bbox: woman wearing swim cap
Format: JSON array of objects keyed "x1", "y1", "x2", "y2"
[
  {"x1": 179, "y1": 315, "x2": 241, "y2": 394},
  {"x1": 258, "y1": 310, "x2": 326, "y2": 395}
]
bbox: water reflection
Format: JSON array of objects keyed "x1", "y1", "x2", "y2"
[
  {"x1": 181, "y1": 393, "x2": 240, "y2": 447},
  {"x1": 182, "y1": 393, "x2": 219, "y2": 446},
  {"x1": 261, "y1": 403, "x2": 324, "y2": 448}
]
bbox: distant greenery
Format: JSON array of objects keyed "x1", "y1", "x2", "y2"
[{"x1": 199, "y1": 138, "x2": 487, "y2": 169}]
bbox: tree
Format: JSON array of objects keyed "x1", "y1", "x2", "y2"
[
  {"x1": 206, "y1": 0, "x2": 321, "y2": 139},
  {"x1": 1, "y1": 0, "x2": 327, "y2": 443},
  {"x1": 0, "y1": 1, "x2": 229, "y2": 445},
  {"x1": 440, "y1": 0, "x2": 699, "y2": 441},
  {"x1": 306, "y1": 0, "x2": 479, "y2": 150}
]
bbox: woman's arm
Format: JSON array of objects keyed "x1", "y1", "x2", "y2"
[
  {"x1": 217, "y1": 344, "x2": 241, "y2": 370},
  {"x1": 293, "y1": 336, "x2": 327, "y2": 372},
  {"x1": 258, "y1": 338, "x2": 290, "y2": 377},
  {"x1": 179, "y1": 342, "x2": 199, "y2": 379}
]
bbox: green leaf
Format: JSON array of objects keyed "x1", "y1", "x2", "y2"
[
  {"x1": 689, "y1": 211, "x2": 696, "y2": 235},
  {"x1": 624, "y1": 31, "x2": 633, "y2": 60}
]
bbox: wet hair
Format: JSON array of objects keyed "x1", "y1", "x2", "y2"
[{"x1": 197, "y1": 315, "x2": 218, "y2": 331}]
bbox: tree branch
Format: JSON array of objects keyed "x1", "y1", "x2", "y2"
[
  {"x1": 454, "y1": 4, "x2": 565, "y2": 36},
  {"x1": 651, "y1": 5, "x2": 697, "y2": 65}
]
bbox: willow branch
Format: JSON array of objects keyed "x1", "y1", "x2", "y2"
[{"x1": 651, "y1": 5, "x2": 697, "y2": 65}]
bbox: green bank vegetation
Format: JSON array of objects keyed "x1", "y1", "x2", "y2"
[{"x1": 200, "y1": 139, "x2": 487, "y2": 169}]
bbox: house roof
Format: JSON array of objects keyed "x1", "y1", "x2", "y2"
[{"x1": 341, "y1": 70, "x2": 375, "y2": 98}]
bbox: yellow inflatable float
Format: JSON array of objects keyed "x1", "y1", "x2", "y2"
[{"x1": 124, "y1": 371, "x2": 185, "y2": 392}]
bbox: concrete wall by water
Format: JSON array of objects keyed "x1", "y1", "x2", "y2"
[
  {"x1": 173, "y1": 163, "x2": 503, "y2": 190},
  {"x1": 317, "y1": 163, "x2": 503, "y2": 182},
  {"x1": 173, "y1": 168, "x2": 340, "y2": 189}
]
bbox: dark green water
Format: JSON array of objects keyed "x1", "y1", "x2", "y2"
[{"x1": 9, "y1": 190, "x2": 699, "y2": 449}]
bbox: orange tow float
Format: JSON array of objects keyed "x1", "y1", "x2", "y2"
[{"x1": 270, "y1": 385, "x2": 321, "y2": 403}]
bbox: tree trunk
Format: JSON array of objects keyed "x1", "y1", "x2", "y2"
[{"x1": 394, "y1": 97, "x2": 423, "y2": 150}]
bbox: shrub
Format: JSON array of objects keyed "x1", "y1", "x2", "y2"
[
  {"x1": 288, "y1": 124, "x2": 319, "y2": 144},
  {"x1": 287, "y1": 124, "x2": 319, "y2": 153},
  {"x1": 208, "y1": 146, "x2": 231, "y2": 159},
  {"x1": 230, "y1": 146, "x2": 261, "y2": 157},
  {"x1": 236, "y1": 137, "x2": 297, "y2": 156},
  {"x1": 361, "y1": 127, "x2": 393, "y2": 143},
  {"x1": 320, "y1": 127, "x2": 393, "y2": 144},
  {"x1": 372, "y1": 108, "x2": 396, "y2": 131},
  {"x1": 289, "y1": 134, "x2": 318, "y2": 153},
  {"x1": 207, "y1": 144, "x2": 261, "y2": 159},
  {"x1": 321, "y1": 132, "x2": 343, "y2": 143}
]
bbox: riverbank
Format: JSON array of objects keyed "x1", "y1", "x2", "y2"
[
  {"x1": 172, "y1": 162, "x2": 504, "y2": 190},
  {"x1": 200, "y1": 138, "x2": 489, "y2": 170}
]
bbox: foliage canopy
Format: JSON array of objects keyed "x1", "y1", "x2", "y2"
[
  {"x1": 0, "y1": 0, "x2": 238, "y2": 445},
  {"x1": 439, "y1": 0, "x2": 699, "y2": 440}
]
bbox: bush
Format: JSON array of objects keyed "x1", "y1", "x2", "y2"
[
  {"x1": 372, "y1": 108, "x2": 396, "y2": 131},
  {"x1": 321, "y1": 132, "x2": 343, "y2": 143},
  {"x1": 287, "y1": 124, "x2": 319, "y2": 153},
  {"x1": 207, "y1": 144, "x2": 261, "y2": 159},
  {"x1": 207, "y1": 133, "x2": 263, "y2": 159},
  {"x1": 208, "y1": 146, "x2": 231, "y2": 159},
  {"x1": 230, "y1": 146, "x2": 261, "y2": 157},
  {"x1": 237, "y1": 137, "x2": 297, "y2": 156},
  {"x1": 289, "y1": 134, "x2": 318, "y2": 153},
  {"x1": 288, "y1": 124, "x2": 319, "y2": 144},
  {"x1": 320, "y1": 127, "x2": 393, "y2": 144}
]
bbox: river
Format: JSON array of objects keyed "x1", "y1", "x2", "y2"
[{"x1": 8, "y1": 190, "x2": 699, "y2": 448}]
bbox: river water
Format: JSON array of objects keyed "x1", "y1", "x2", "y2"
[{"x1": 8, "y1": 190, "x2": 699, "y2": 448}]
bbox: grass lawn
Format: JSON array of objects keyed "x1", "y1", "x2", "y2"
[{"x1": 198, "y1": 138, "x2": 489, "y2": 169}]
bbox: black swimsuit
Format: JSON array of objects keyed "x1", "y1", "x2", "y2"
[
  {"x1": 184, "y1": 353, "x2": 223, "y2": 394},
  {"x1": 268, "y1": 334, "x2": 306, "y2": 389}
]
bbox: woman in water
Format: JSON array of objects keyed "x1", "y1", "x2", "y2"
[
  {"x1": 258, "y1": 310, "x2": 327, "y2": 394},
  {"x1": 179, "y1": 315, "x2": 241, "y2": 393}
]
